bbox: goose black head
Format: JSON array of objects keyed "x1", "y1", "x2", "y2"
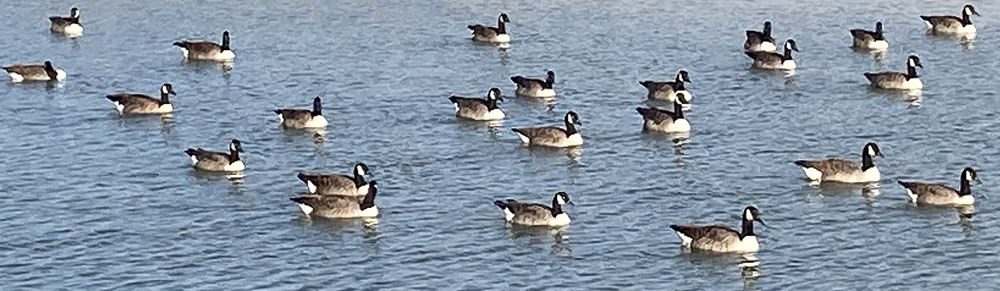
[
  {"x1": 677, "y1": 70, "x2": 691, "y2": 83},
  {"x1": 875, "y1": 21, "x2": 883, "y2": 33},
  {"x1": 962, "y1": 167, "x2": 979, "y2": 183},
  {"x1": 785, "y1": 39, "x2": 799, "y2": 52},
  {"x1": 565, "y1": 111, "x2": 582, "y2": 126},
  {"x1": 546, "y1": 71, "x2": 556, "y2": 85},
  {"x1": 43, "y1": 61, "x2": 58, "y2": 80},
  {"x1": 499, "y1": 13, "x2": 510, "y2": 23},
  {"x1": 221, "y1": 31, "x2": 231, "y2": 50},
  {"x1": 554, "y1": 191, "x2": 573, "y2": 205},
  {"x1": 763, "y1": 21, "x2": 772, "y2": 35},
  {"x1": 161, "y1": 83, "x2": 176, "y2": 95},
  {"x1": 70, "y1": 7, "x2": 80, "y2": 19},
  {"x1": 964, "y1": 5, "x2": 980, "y2": 17},
  {"x1": 354, "y1": 163, "x2": 370, "y2": 177},
  {"x1": 487, "y1": 87, "x2": 503, "y2": 102},
  {"x1": 312, "y1": 96, "x2": 323, "y2": 115},
  {"x1": 744, "y1": 206, "x2": 765, "y2": 226},
  {"x1": 863, "y1": 142, "x2": 883, "y2": 158},
  {"x1": 907, "y1": 55, "x2": 923, "y2": 68},
  {"x1": 230, "y1": 139, "x2": 244, "y2": 153}
]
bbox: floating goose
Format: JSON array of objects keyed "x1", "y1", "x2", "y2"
[
  {"x1": 106, "y1": 83, "x2": 176, "y2": 114},
  {"x1": 670, "y1": 206, "x2": 766, "y2": 253},
  {"x1": 49, "y1": 7, "x2": 82, "y2": 35},
  {"x1": 511, "y1": 71, "x2": 556, "y2": 98},
  {"x1": 794, "y1": 142, "x2": 883, "y2": 183},
  {"x1": 639, "y1": 70, "x2": 692, "y2": 103},
  {"x1": 297, "y1": 163, "x2": 370, "y2": 196},
  {"x1": 921, "y1": 5, "x2": 980, "y2": 35},
  {"x1": 898, "y1": 168, "x2": 978, "y2": 205},
  {"x1": 3, "y1": 61, "x2": 66, "y2": 82},
  {"x1": 468, "y1": 13, "x2": 511, "y2": 43},
  {"x1": 636, "y1": 95, "x2": 690, "y2": 133},
  {"x1": 274, "y1": 97, "x2": 328, "y2": 128},
  {"x1": 511, "y1": 111, "x2": 582, "y2": 148},
  {"x1": 173, "y1": 31, "x2": 235, "y2": 61},
  {"x1": 864, "y1": 55, "x2": 922, "y2": 90},
  {"x1": 184, "y1": 139, "x2": 245, "y2": 172},
  {"x1": 745, "y1": 39, "x2": 798, "y2": 70},
  {"x1": 290, "y1": 181, "x2": 379, "y2": 218},
  {"x1": 493, "y1": 191, "x2": 572, "y2": 227},
  {"x1": 744, "y1": 21, "x2": 776, "y2": 52},
  {"x1": 448, "y1": 87, "x2": 505, "y2": 120},
  {"x1": 850, "y1": 22, "x2": 888, "y2": 50}
]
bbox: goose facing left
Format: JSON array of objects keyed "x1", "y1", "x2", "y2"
[
  {"x1": 106, "y1": 83, "x2": 176, "y2": 114},
  {"x1": 636, "y1": 94, "x2": 691, "y2": 133},
  {"x1": 745, "y1": 39, "x2": 798, "y2": 70},
  {"x1": 864, "y1": 55, "x2": 922, "y2": 90},
  {"x1": 744, "y1": 21, "x2": 776, "y2": 52},
  {"x1": 511, "y1": 111, "x2": 583, "y2": 148},
  {"x1": 639, "y1": 70, "x2": 692, "y2": 103},
  {"x1": 468, "y1": 13, "x2": 511, "y2": 43},
  {"x1": 794, "y1": 142, "x2": 883, "y2": 183},
  {"x1": 290, "y1": 181, "x2": 380, "y2": 218},
  {"x1": 850, "y1": 22, "x2": 888, "y2": 50},
  {"x1": 670, "y1": 206, "x2": 766, "y2": 253},
  {"x1": 898, "y1": 167, "x2": 979, "y2": 205},
  {"x1": 49, "y1": 7, "x2": 82, "y2": 35},
  {"x1": 173, "y1": 31, "x2": 235, "y2": 61},
  {"x1": 493, "y1": 191, "x2": 572, "y2": 227},
  {"x1": 511, "y1": 71, "x2": 556, "y2": 98},
  {"x1": 921, "y1": 5, "x2": 980, "y2": 34},
  {"x1": 275, "y1": 97, "x2": 328, "y2": 128},
  {"x1": 3, "y1": 61, "x2": 66, "y2": 82},
  {"x1": 184, "y1": 139, "x2": 245, "y2": 172},
  {"x1": 448, "y1": 87, "x2": 505, "y2": 120}
]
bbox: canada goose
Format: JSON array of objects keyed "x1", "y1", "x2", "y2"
[
  {"x1": 3, "y1": 61, "x2": 66, "y2": 82},
  {"x1": 745, "y1": 39, "x2": 798, "y2": 70},
  {"x1": 274, "y1": 97, "x2": 328, "y2": 128},
  {"x1": 511, "y1": 71, "x2": 556, "y2": 98},
  {"x1": 448, "y1": 87, "x2": 505, "y2": 120},
  {"x1": 864, "y1": 55, "x2": 922, "y2": 90},
  {"x1": 511, "y1": 111, "x2": 583, "y2": 148},
  {"x1": 636, "y1": 95, "x2": 690, "y2": 133},
  {"x1": 493, "y1": 191, "x2": 572, "y2": 227},
  {"x1": 173, "y1": 31, "x2": 235, "y2": 61},
  {"x1": 851, "y1": 22, "x2": 888, "y2": 50},
  {"x1": 794, "y1": 142, "x2": 883, "y2": 183},
  {"x1": 49, "y1": 7, "x2": 82, "y2": 35},
  {"x1": 921, "y1": 5, "x2": 980, "y2": 34},
  {"x1": 468, "y1": 13, "x2": 511, "y2": 43},
  {"x1": 899, "y1": 168, "x2": 979, "y2": 205},
  {"x1": 106, "y1": 83, "x2": 176, "y2": 114},
  {"x1": 184, "y1": 139, "x2": 245, "y2": 172},
  {"x1": 744, "y1": 21, "x2": 776, "y2": 52},
  {"x1": 670, "y1": 206, "x2": 766, "y2": 253},
  {"x1": 297, "y1": 163, "x2": 370, "y2": 196},
  {"x1": 639, "y1": 70, "x2": 692, "y2": 103},
  {"x1": 291, "y1": 181, "x2": 379, "y2": 218}
]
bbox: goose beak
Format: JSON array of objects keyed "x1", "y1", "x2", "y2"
[
  {"x1": 755, "y1": 218, "x2": 767, "y2": 227},
  {"x1": 566, "y1": 200, "x2": 575, "y2": 206}
]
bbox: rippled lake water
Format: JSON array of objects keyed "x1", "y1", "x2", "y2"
[{"x1": 2, "y1": 0, "x2": 1000, "y2": 290}]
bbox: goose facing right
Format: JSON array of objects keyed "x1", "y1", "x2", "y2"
[
  {"x1": 511, "y1": 111, "x2": 583, "y2": 148},
  {"x1": 670, "y1": 206, "x2": 766, "y2": 253},
  {"x1": 173, "y1": 31, "x2": 235, "y2": 61},
  {"x1": 921, "y1": 5, "x2": 980, "y2": 35},
  {"x1": 468, "y1": 13, "x2": 511, "y2": 43},
  {"x1": 744, "y1": 21, "x2": 776, "y2": 52},
  {"x1": 636, "y1": 94, "x2": 690, "y2": 133},
  {"x1": 3, "y1": 61, "x2": 66, "y2": 82},
  {"x1": 745, "y1": 39, "x2": 798, "y2": 70},
  {"x1": 864, "y1": 55, "x2": 922, "y2": 90},
  {"x1": 106, "y1": 83, "x2": 176, "y2": 114},
  {"x1": 850, "y1": 22, "x2": 888, "y2": 50},
  {"x1": 493, "y1": 191, "x2": 572, "y2": 227},
  {"x1": 448, "y1": 87, "x2": 505, "y2": 120},
  {"x1": 794, "y1": 142, "x2": 883, "y2": 183},
  {"x1": 184, "y1": 139, "x2": 245, "y2": 172},
  {"x1": 898, "y1": 167, "x2": 979, "y2": 205},
  {"x1": 290, "y1": 181, "x2": 380, "y2": 218},
  {"x1": 297, "y1": 163, "x2": 370, "y2": 196},
  {"x1": 511, "y1": 71, "x2": 556, "y2": 98},
  {"x1": 639, "y1": 70, "x2": 692, "y2": 103},
  {"x1": 49, "y1": 7, "x2": 82, "y2": 35},
  {"x1": 274, "y1": 97, "x2": 329, "y2": 128}
]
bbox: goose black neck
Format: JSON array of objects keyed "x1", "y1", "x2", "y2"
[
  {"x1": 360, "y1": 187, "x2": 377, "y2": 210},
  {"x1": 906, "y1": 64, "x2": 918, "y2": 79},
  {"x1": 353, "y1": 171, "x2": 367, "y2": 186},
  {"x1": 959, "y1": 174, "x2": 972, "y2": 196},
  {"x1": 550, "y1": 195, "x2": 564, "y2": 217},
  {"x1": 673, "y1": 102, "x2": 684, "y2": 119},
  {"x1": 861, "y1": 151, "x2": 874, "y2": 171},
  {"x1": 674, "y1": 74, "x2": 686, "y2": 90},
  {"x1": 160, "y1": 91, "x2": 171, "y2": 104},
  {"x1": 45, "y1": 68, "x2": 58, "y2": 81},
  {"x1": 741, "y1": 218, "x2": 755, "y2": 239},
  {"x1": 312, "y1": 101, "x2": 322, "y2": 116},
  {"x1": 963, "y1": 11, "x2": 972, "y2": 25},
  {"x1": 230, "y1": 148, "x2": 241, "y2": 162},
  {"x1": 497, "y1": 18, "x2": 506, "y2": 34},
  {"x1": 485, "y1": 97, "x2": 499, "y2": 110},
  {"x1": 222, "y1": 35, "x2": 231, "y2": 50},
  {"x1": 545, "y1": 74, "x2": 555, "y2": 88},
  {"x1": 875, "y1": 28, "x2": 884, "y2": 40},
  {"x1": 763, "y1": 26, "x2": 771, "y2": 38},
  {"x1": 564, "y1": 119, "x2": 578, "y2": 135},
  {"x1": 783, "y1": 47, "x2": 794, "y2": 61}
]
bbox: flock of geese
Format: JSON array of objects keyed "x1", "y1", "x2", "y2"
[{"x1": 2, "y1": 4, "x2": 985, "y2": 254}]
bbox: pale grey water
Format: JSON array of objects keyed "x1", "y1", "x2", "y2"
[{"x1": 2, "y1": 0, "x2": 1000, "y2": 290}]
